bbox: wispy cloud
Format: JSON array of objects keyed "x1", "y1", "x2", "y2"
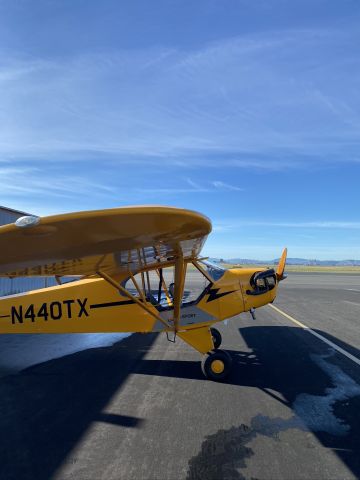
[
  {"x1": 0, "y1": 163, "x2": 245, "y2": 214},
  {"x1": 0, "y1": 25, "x2": 359, "y2": 168},
  {"x1": 0, "y1": 164, "x2": 117, "y2": 201},
  {"x1": 0, "y1": 2, "x2": 359, "y2": 261},
  {"x1": 136, "y1": 178, "x2": 243, "y2": 195},
  {"x1": 213, "y1": 220, "x2": 360, "y2": 232},
  {"x1": 212, "y1": 181, "x2": 243, "y2": 191}
]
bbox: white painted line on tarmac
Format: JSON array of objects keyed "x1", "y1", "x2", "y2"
[
  {"x1": 345, "y1": 289, "x2": 360, "y2": 292},
  {"x1": 269, "y1": 304, "x2": 360, "y2": 368},
  {"x1": 343, "y1": 300, "x2": 360, "y2": 307}
]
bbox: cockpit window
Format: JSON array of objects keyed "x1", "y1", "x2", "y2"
[
  {"x1": 199, "y1": 260, "x2": 226, "y2": 282},
  {"x1": 122, "y1": 266, "x2": 211, "y2": 309}
]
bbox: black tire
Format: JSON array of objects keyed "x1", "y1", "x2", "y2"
[
  {"x1": 201, "y1": 350, "x2": 232, "y2": 382},
  {"x1": 210, "y1": 327, "x2": 222, "y2": 349}
]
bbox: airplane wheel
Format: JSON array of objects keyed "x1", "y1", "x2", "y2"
[
  {"x1": 210, "y1": 327, "x2": 222, "y2": 349},
  {"x1": 201, "y1": 350, "x2": 232, "y2": 382}
]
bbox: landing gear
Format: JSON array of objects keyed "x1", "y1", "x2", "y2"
[
  {"x1": 178, "y1": 325, "x2": 231, "y2": 382},
  {"x1": 201, "y1": 349, "x2": 232, "y2": 382},
  {"x1": 210, "y1": 327, "x2": 222, "y2": 349}
]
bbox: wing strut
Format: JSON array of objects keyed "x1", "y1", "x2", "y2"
[
  {"x1": 128, "y1": 270, "x2": 146, "y2": 303},
  {"x1": 173, "y1": 254, "x2": 186, "y2": 332},
  {"x1": 155, "y1": 269, "x2": 172, "y2": 306},
  {"x1": 96, "y1": 270, "x2": 173, "y2": 331}
]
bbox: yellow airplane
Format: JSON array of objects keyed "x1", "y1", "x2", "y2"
[{"x1": 0, "y1": 206, "x2": 287, "y2": 381}]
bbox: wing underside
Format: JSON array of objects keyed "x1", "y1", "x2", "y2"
[{"x1": 0, "y1": 206, "x2": 211, "y2": 277}]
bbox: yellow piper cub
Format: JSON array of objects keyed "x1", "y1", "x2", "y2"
[{"x1": 0, "y1": 206, "x2": 287, "y2": 381}]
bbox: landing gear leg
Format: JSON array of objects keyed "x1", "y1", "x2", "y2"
[
  {"x1": 178, "y1": 326, "x2": 232, "y2": 382},
  {"x1": 210, "y1": 327, "x2": 222, "y2": 349}
]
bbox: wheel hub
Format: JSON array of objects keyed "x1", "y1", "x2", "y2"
[{"x1": 211, "y1": 359, "x2": 225, "y2": 374}]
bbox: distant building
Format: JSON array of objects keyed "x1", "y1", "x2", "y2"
[
  {"x1": 0, "y1": 205, "x2": 31, "y2": 225},
  {"x1": 0, "y1": 206, "x2": 57, "y2": 297}
]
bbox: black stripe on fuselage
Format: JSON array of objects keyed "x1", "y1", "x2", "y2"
[
  {"x1": 206, "y1": 288, "x2": 236, "y2": 303},
  {"x1": 90, "y1": 300, "x2": 135, "y2": 309}
]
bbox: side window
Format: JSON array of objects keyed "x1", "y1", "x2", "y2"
[
  {"x1": 182, "y1": 265, "x2": 210, "y2": 305},
  {"x1": 123, "y1": 268, "x2": 174, "y2": 307},
  {"x1": 147, "y1": 267, "x2": 174, "y2": 306},
  {"x1": 199, "y1": 260, "x2": 225, "y2": 282},
  {"x1": 123, "y1": 264, "x2": 210, "y2": 307},
  {"x1": 123, "y1": 273, "x2": 143, "y2": 297}
]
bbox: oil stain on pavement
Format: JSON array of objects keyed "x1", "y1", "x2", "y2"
[{"x1": 187, "y1": 352, "x2": 360, "y2": 480}]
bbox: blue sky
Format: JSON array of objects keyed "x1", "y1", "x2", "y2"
[{"x1": 1, "y1": 0, "x2": 360, "y2": 259}]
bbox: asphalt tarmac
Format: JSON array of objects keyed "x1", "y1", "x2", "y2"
[{"x1": 1, "y1": 272, "x2": 360, "y2": 480}]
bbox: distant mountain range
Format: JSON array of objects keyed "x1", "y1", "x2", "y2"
[{"x1": 211, "y1": 258, "x2": 360, "y2": 266}]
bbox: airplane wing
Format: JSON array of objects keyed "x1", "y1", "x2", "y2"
[{"x1": 0, "y1": 206, "x2": 211, "y2": 277}]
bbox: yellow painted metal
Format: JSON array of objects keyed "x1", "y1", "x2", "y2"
[
  {"x1": 194, "y1": 265, "x2": 282, "y2": 321},
  {"x1": 0, "y1": 206, "x2": 211, "y2": 277},
  {"x1": 136, "y1": 249, "x2": 147, "y2": 294},
  {"x1": 195, "y1": 269, "x2": 241, "y2": 320},
  {"x1": 0, "y1": 253, "x2": 286, "y2": 336},
  {"x1": 178, "y1": 326, "x2": 214, "y2": 354},
  {"x1": 0, "y1": 200, "x2": 287, "y2": 366},
  {"x1": 0, "y1": 277, "x2": 157, "y2": 334},
  {"x1": 234, "y1": 268, "x2": 279, "y2": 312},
  {"x1": 276, "y1": 247, "x2": 288, "y2": 280},
  {"x1": 97, "y1": 270, "x2": 172, "y2": 330},
  {"x1": 173, "y1": 254, "x2": 186, "y2": 332},
  {"x1": 211, "y1": 359, "x2": 225, "y2": 374},
  {"x1": 128, "y1": 270, "x2": 146, "y2": 302}
]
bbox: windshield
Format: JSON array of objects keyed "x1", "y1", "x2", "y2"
[{"x1": 199, "y1": 260, "x2": 226, "y2": 282}]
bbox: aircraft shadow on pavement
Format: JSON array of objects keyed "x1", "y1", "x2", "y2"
[
  {"x1": 0, "y1": 333, "x2": 158, "y2": 480},
  {"x1": 1, "y1": 326, "x2": 360, "y2": 479},
  {"x1": 134, "y1": 325, "x2": 360, "y2": 478},
  {"x1": 237, "y1": 326, "x2": 360, "y2": 479}
]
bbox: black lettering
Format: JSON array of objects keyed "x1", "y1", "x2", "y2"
[
  {"x1": 38, "y1": 303, "x2": 49, "y2": 321},
  {"x1": 11, "y1": 306, "x2": 23, "y2": 324},
  {"x1": 25, "y1": 304, "x2": 36, "y2": 322},
  {"x1": 77, "y1": 298, "x2": 89, "y2": 317},
  {"x1": 50, "y1": 302, "x2": 62, "y2": 320},
  {"x1": 63, "y1": 300, "x2": 74, "y2": 318}
]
